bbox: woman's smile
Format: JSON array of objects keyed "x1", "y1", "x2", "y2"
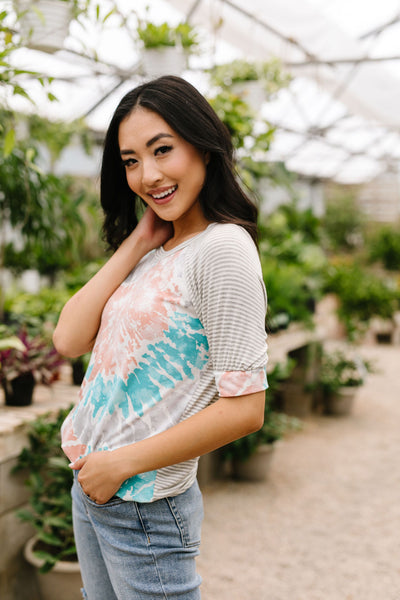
[{"x1": 148, "y1": 185, "x2": 178, "y2": 204}]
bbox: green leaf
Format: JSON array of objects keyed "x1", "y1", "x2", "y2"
[
  {"x1": 33, "y1": 550, "x2": 57, "y2": 564},
  {"x1": 37, "y1": 531, "x2": 64, "y2": 547},
  {"x1": 44, "y1": 516, "x2": 70, "y2": 528},
  {"x1": 16, "y1": 508, "x2": 35, "y2": 523},
  {"x1": 48, "y1": 456, "x2": 70, "y2": 470},
  {"x1": 25, "y1": 147, "x2": 35, "y2": 163},
  {"x1": 3, "y1": 128, "x2": 15, "y2": 156},
  {"x1": 62, "y1": 546, "x2": 78, "y2": 556},
  {"x1": 103, "y1": 8, "x2": 115, "y2": 23}
]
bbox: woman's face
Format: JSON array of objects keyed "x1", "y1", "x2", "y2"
[{"x1": 118, "y1": 107, "x2": 209, "y2": 229}]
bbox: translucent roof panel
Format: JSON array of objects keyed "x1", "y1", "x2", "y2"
[{"x1": 2, "y1": 0, "x2": 400, "y2": 184}]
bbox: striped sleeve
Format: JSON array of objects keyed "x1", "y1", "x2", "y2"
[{"x1": 185, "y1": 223, "x2": 268, "y2": 397}]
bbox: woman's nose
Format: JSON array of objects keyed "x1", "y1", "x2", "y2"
[{"x1": 142, "y1": 159, "x2": 162, "y2": 187}]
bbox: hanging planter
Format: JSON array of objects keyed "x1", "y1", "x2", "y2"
[
  {"x1": 231, "y1": 80, "x2": 266, "y2": 112},
  {"x1": 137, "y1": 21, "x2": 198, "y2": 78},
  {"x1": 15, "y1": 0, "x2": 74, "y2": 53},
  {"x1": 210, "y1": 58, "x2": 292, "y2": 113},
  {"x1": 141, "y1": 46, "x2": 187, "y2": 78}
]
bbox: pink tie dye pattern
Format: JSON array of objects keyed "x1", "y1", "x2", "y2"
[
  {"x1": 216, "y1": 368, "x2": 267, "y2": 397},
  {"x1": 87, "y1": 252, "x2": 182, "y2": 385},
  {"x1": 61, "y1": 415, "x2": 87, "y2": 462}
]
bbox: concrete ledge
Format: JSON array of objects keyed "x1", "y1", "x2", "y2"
[{"x1": 0, "y1": 377, "x2": 78, "y2": 600}]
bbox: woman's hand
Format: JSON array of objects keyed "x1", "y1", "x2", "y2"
[
  {"x1": 71, "y1": 450, "x2": 127, "y2": 505},
  {"x1": 132, "y1": 206, "x2": 173, "y2": 252}
]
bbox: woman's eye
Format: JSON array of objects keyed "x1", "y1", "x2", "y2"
[
  {"x1": 155, "y1": 145, "x2": 172, "y2": 156},
  {"x1": 122, "y1": 158, "x2": 137, "y2": 168}
]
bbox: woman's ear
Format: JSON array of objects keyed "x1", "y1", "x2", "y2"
[{"x1": 204, "y1": 151, "x2": 211, "y2": 165}]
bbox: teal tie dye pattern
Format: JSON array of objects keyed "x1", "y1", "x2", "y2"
[{"x1": 85, "y1": 312, "x2": 208, "y2": 421}]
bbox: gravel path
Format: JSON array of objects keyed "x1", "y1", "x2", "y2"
[{"x1": 197, "y1": 344, "x2": 400, "y2": 600}]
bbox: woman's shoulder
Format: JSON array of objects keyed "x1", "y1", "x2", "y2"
[
  {"x1": 186, "y1": 222, "x2": 260, "y2": 275},
  {"x1": 194, "y1": 222, "x2": 255, "y2": 254}
]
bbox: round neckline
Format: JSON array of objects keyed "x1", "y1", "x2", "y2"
[{"x1": 157, "y1": 223, "x2": 216, "y2": 256}]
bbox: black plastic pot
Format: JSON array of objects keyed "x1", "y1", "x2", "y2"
[{"x1": 2, "y1": 372, "x2": 36, "y2": 406}]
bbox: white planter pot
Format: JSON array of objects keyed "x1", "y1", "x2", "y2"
[
  {"x1": 15, "y1": 0, "x2": 73, "y2": 53},
  {"x1": 232, "y1": 80, "x2": 266, "y2": 112},
  {"x1": 24, "y1": 536, "x2": 83, "y2": 600},
  {"x1": 232, "y1": 443, "x2": 275, "y2": 482},
  {"x1": 141, "y1": 46, "x2": 187, "y2": 78},
  {"x1": 324, "y1": 387, "x2": 357, "y2": 416}
]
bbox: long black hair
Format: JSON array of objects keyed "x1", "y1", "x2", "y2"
[{"x1": 100, "y1": 75, "x2": 259, "y2": 250}]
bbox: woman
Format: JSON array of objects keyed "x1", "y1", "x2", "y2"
[{"x1": 53, "y1": 75, "x2": 268, "y2": 600}]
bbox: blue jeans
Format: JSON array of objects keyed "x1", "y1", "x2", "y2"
[{"x1": 72, "y1": 473, "x2": 203, "y2": 599}]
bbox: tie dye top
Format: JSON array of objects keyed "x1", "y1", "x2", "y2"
[{"x1": 61, "y1": 222, "x2": 268, "y2": 502}]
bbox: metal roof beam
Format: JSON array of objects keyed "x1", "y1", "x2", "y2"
[{"x1": 285, "y1": 55, "x2": 400, "y2": 68}]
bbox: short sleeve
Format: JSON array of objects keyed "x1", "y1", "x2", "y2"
[{"x1": 185, "y1": 224, "x2": 268, "y2": 397}]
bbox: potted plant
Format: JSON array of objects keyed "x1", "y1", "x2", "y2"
[
  {"x1": 12, "y1": 406, "x2": 82, "y2": 600},
  {"x1": 324, "y1": 261, "x2": 400, "y2": 340},
  {"x1": 210, "y1": 58, "x2": 291, "y2": 111},
  {"x1": 14, "y1": 0, "x2": 88, "y2": 53},
  {"x1": 225, "y1": 411, "x2": 301, "y2": 481},
  {"x1": 316, "y1": 348, "x2": 373, "y2": 416},
  {"x1": 0, "y1": 327, "x2": 65, "y2": 406},
  {"x1": 137, "y1": 20, "x2": 198, "y2": 77},
  {"x1": 221, "y1": 360, "x2": 301, "y2": 481}
]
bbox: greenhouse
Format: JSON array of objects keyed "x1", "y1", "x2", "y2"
[{"x1": 1, "y1": 1, "x2": 400, "y2": 599}]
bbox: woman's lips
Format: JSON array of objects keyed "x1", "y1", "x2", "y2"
[{"x1": 150, "y1": 186, "x2": 177, "y2": 205}]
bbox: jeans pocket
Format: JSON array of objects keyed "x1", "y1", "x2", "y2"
[{"x1": 166, "y1": 483, "x2": 204, "y2": 548}]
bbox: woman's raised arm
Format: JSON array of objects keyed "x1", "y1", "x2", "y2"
[{"x1": 53, "y1": 208, "x2": 172, "y2": 358}]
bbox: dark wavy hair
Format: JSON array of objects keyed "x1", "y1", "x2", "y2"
[{"x1": 100, "y1": 75, "x2": 259, "y2": 250}]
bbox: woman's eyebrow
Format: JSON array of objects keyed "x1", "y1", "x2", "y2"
[
  {"x1": 120, "y1": 133, "x2": 174, "y2": 156},
  {"x1": 146, "y1": 133, "x2": 173, "y2": 147}
]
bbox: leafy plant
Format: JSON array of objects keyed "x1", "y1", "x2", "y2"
[
  {"x1": 324, "y1": 261, "x2": 400, "y2": 338},
  {"x1": 15, "y1": 0, "x2": 92, "y2": 23},
  {"x1": 315, "y1": 348, "x2": 373, "y2": 396},
  {"x1": 221, "y1": 411, "x2": 301, "y2": 462},
  {"x1": 262, "y1": 258, "x2": 320, "y2": 327},
  {"x1": 322, "y1": 191, "x2": 365, "y2": 252},
  {"x1": 211, "y1": 59, "x2": 259, "y2": 85},
  {"x1": 0, "y1": 125, "x2": 98, "y2": 291},
  {"x1": 367, "y1": 225, "x2": 400, "y2": 271},
  {"x1": 0, "y1": 325, "x2": 26, "y2": 352},
  {"x1": 137, "y1": 21, "x2": 175, "y2": 48},
  {"x1": 210, "y1": 58, "x2": 291, "y2": 97},
  {"x1": 4, "y1": 287, "x2": 72, "y2": 335},
  {"x1": 221, "y1": 360, "x2": 301, "y2": 462},
  {"x1": 12, "y1": 406, "x2": 76, "y2": 573},
  {"x1": 28, "y1": 114, "x2": 94, "y2": 170},
  {"x1": 137, "y1": 20, "x2": 199, "y2": 49},
  {"x1": 0, "y1": 9, "x2": 56, "y2": 155},
  {"x1": 0, "y1": 327, "x2": 64, "y2": 385},
  {"x1": 175, "y1": 22, "x2": 199, "y2": 49},
  {"x1": 208, "y1": 90, "x2": 274, "y2": 154},
  {"x1": 209, "y1": 90, "x2": 255, "y2": 148}
]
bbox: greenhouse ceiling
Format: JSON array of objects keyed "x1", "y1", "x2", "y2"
[{"x1": 2, "y1": 0, "x2": 400, "y2": 184}]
